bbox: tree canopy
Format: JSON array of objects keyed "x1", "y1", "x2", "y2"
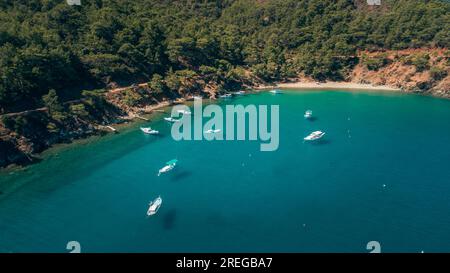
[{"x1": 0, "y1": 0, "x2": 448, "y2": 113}]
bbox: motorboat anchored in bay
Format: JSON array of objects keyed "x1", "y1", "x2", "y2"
[
  {"x1": 140, "y1": 127, "x2": 159, "y2": 135},
  {"x1": 304, "y1": 110, "x2": 313, "y2": 119},
  {"x1": 177, "y1": 109, "x2": 192, "y2": 115},
  {"x1": 269, "y1": 89, "x2": 283, "y2": 94},
  {"x1": 147, "y1": 196, "x2": 162, "y2": 216},
  {"x1": 164, "y1": 117, "x2": 180, "y2": 123},
  {"x1": 204, "y1": 129, "x2": 222, "y2": 134},
  {"x1": 158, "y1": 159, "x2": 178, "y2": 176},
  {"x1": 219, "y1": 93, "x2": 232, "y2": 99},
  {"x1": 304, "y1": 131, "x2": 325, "y2": 141}
]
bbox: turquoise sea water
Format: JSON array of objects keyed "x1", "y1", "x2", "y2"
[{"x1": 1, "y1": 90, "x2": 450, "y2": 253}]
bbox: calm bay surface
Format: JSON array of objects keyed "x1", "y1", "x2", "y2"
[{"x1": 1, "y1": 90, "x2": 450, "y2": 253}]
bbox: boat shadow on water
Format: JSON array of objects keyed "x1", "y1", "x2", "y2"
[
  {"x1": 143, "y1": 133, "x2": 165, "y2": 138},
  {"x1": 309, "y1": 139, "x2": 331, "y2": 145},
  {"x1": 162, "y1": 209, "x2": 177, "y2": 230},
  {"x1": 170, "y1": 169, "x2": 193, "y2": 182},
  {"x1": 307, "y1": 117, "x2": 318, "y2": 122}
]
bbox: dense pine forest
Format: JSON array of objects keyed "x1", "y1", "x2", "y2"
[{"x1": 0, "y1": 0, "x2": 448, "y2": 114}]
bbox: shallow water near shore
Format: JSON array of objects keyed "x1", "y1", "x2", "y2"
[{"x1": 1, "y1": 89, "x2": 450, "y2": 253}]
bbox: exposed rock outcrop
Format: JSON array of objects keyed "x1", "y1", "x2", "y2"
[{"x1": 350, "y1": 48, "x2": 449, "y2": 97}]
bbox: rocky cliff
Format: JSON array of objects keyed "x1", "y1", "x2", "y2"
[{"x1": 350, "y1": 48, "x2": 449, "y2": 98}]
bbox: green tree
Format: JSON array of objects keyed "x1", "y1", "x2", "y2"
[
  {"x1": 69, "y1": 104, "x2": 89, "y2": 119},
  {"x1": 42, "y1": 89, "x2": 66, "y2": 121},
  {"x1": 165, "y1": 69, "x2": 181, "y2": 92},
  {"x1": 42, "y1": 89, "x2": 63, "y2": 113},
  {"x1": 430, "y1": 67, "x2": 447, "y2": 81},
  {"x1": 149, "y1": 74, "x2": 165, "y2": 94},
  {"x1": 122, "y1": 90, "x2": 142, "y2": 107}
]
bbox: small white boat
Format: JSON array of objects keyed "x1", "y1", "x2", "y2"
[
  {"x1": 158, "y1": 164, "x2": 174, "y2": 176},
  {"x1": 219, "y1": 93, "x2": 232, "y2": 99},
  {"x1": 140, "y1": 127, "x2": 159, "y2": 135},
  {"x1": 304, "y1": 110, "x2": 313, "y2": 119},
  {"x1": 269, "y1": 89, "x2": 283, "y2": 94},
  {"x1": 177, "y1": 109, "x2": 192, "y2": 115},
  {"x1": 304, "y1": 131, "x2": 325, "y2": 141},
  {"x1": 164, "y1": 117, "x2": 179, "y2": 123},
  {"x1": 204, "y1": 129, "x2": 222, "y2": 134},
  {"x1": 233, "y1": 91, "x2": 245, "y2": 95},
  {"x1": 158, "y1": 159, "x2": 178, "y2": 176},
  {"x1": 147, "y1": 196, "x2": 162, "y2": 216}
]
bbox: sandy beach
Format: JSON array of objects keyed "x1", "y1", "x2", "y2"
[{"x1": 255, "y1": 81, "x2": 401, "y2": 92}]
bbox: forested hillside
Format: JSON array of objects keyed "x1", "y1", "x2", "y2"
[{"x1": 0, "y1": 0, "x2": 448, "y2": 114}]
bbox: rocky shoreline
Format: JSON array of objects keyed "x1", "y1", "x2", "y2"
[
  {"x1": 1, "y1": 48, "x2": 449, "y2": 169},
  {"x1": 0, "y1": 96, "x2": 179, "y2": 169}
]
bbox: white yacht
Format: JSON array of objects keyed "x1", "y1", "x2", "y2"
[
  {"x1": 147, "y1": 196, "x2": 162, "y2": 216},
  {"x1": 158, "y1": 159, "x2": 178, "y2": 176},
  {"x1": 164, "y1": 117, "x2": 180, "y2": 123},
  {"x1": 269, "y1": 89, "x2": 282, "y2": 94},
  {"x1": 304, "y1": 131, "x2": 325, "y2": 141},
  {"x1": 204, "y1": 129, "x2": 222, "y2": 134},
  {"x1": 233, "y1": 91, "x2": 245, "y2": 95},
  {"x1": 140, "y1": 127, "x2": 159, "y2": 135},
  {"x1": 304, "y1": 110, "x2": 313, "y2": 119},
  {"x1": 219, "y1": 93, "x2": 232, "y2": 99},
  {"x1": 177, "y1": 109, "x2": 192, "y2": 115}
]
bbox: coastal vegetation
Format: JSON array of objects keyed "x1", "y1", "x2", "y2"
[
  {"x1": 0, "y1": 0, "x2": 449, "y2": 114},
  {"x1": 430, "y1": 66, "x2": 448, "y2": 81},
  {"x1": 0, "y1": 0, "x2": 449, "y2": 168},
  {"x1": 361, "y1": 53, "x2": 390, "y2": 71}
]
